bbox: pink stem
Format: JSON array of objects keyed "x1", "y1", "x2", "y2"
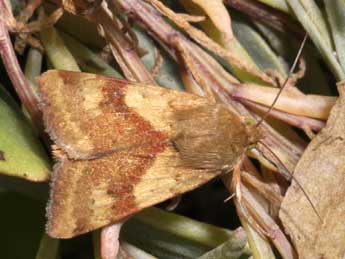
[
  {"x1": 100, "y1": 221, "x2": 125, "y2": 259},
  {"x1": 241, "y1": 99, "x2": 325, "y2": 131},
  {"x1": 232, "y1": 83, "x2": 336, "y2": 120}
]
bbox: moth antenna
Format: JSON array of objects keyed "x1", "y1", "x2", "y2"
[
  {"x1": 256, "y1": 33, "x2": 308, "y2": 128},
  {"x1": 224, "y1": 193, "x2": 236, "y2": 203},
  {"x1": 258, "y1": 140, "x2": 322, "y2": 221}
]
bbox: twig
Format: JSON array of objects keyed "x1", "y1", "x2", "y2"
[{"x1": 0, "y1": 0, "x2": 42, "y2": 130}]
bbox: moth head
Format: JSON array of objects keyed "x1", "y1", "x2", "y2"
[{"x1": 243, "y1": 117, "x2": 262, "y2": 146}]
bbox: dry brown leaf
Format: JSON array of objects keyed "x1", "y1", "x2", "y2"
[{"x1": 279, "y1": 82, "x2": 345, "y2": 259}]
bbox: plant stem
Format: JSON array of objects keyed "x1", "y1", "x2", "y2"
[
  {"x1": 232, "y1": 83, "x2": 336, "y2": 120},
  {"x1": 0, "y1": 0, "x2": 42, "y2": 130},
  {"x1": 35, "y1": 233, "x2": 59, "y2": 259},
  {"x1": 40, "y1": 26, "x2": 80, "y2": 71},
  {"x1": 225, "y1": 0, "x2": 304, "y2": 38},
  {"x1": 24, "y1": 48, "x2": 43, "y2": 88},
  {"x1": 86, "y1": 4, "x2": 156, "y2": 84}
]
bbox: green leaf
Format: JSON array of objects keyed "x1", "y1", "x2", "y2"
[
  {"x1": 121, "y1": 242, "x2": 158, "y2": 259},
  {"x1": 0, "y1": 85, "x2": 50, "y2": 181},
  {"x1": 231, "y1": 12, "x2": 287, "y2": 77},
  {"x1": 60, "y1": 31, "x2": 123, "y2": 78},
  {"x1": 198, "y1": 229, "x2": 250, "y2": 259},
  {"x1": 286, "y1": 0, "x2": 345, "y2": 80},
  {"x1": 256, "y1": 0, "x2": 290, "y2": 13},
  {"x1": 325, "y1": 0, "x2": 345, "y2": 74},
  {"x1": 121, "y1": 207, "x2": 248, "y2": 258},
  {"x1": 123, "y1": 216, "x2": 210, "y2": 259},
  {"x1": 255, "y1": 23, "x2": 332, "y2": 95},
  {"x1": 133, "y1": 207, "x2": 235, "y2": 248},
  {"x1": 134, "y1": 27, "x2": 185, "y2": 90},
  {"x1": 40, "y1": 26, "x2": 80, "y2": 72},
  {"x1": 123, "y1": 219, "x2": 207, "y2": 259}
]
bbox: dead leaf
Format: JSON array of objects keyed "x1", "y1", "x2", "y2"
[{"x1": 279, "y1": 82, "x2": 345, "y2": 259}]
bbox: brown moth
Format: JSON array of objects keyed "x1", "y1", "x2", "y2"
[{"x1": 39, "y1": 70, "x2": 258, "y2": 238}]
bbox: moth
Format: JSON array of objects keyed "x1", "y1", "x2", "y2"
[{"x1": 39, "y1": 70, "x2": 259, "y2": 238}]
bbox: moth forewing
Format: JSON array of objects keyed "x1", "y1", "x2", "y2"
[{"x1": 39, "y1": 70, "x2": 253, "y2": 238}]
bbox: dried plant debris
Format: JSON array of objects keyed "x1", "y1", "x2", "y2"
[{"x1": 280, "y1": 82, "x2": 345, "y2": 259}]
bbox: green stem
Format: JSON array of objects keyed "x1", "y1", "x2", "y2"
[
  {"x1": 35, "y1": 233, "x2": 59, "y2": 259},
  {"x1": 40, "y1": 26, "x2": 80, "y2": 72},
  {"x1": 134, "y1": 207, "x2": 235, "y2": 248},
  {"x1": 24, "y1": 48, "x2": 43, "y2": 89},
  {"x1": 59, "y1": 32, "x2": 123, "y2": 78}
]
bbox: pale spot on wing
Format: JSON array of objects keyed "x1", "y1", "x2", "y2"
[
  {"x1": 81, "y1": 83, "x2": 103, "y2": 117},
  {"x1": 90, "y1": 185, "x2": 116, "y2": 222},
  {"x1": 125, "y1": 85, "x2": 209, "y2": 135},
  {"x1": 92, "y1": 184, "x2": 114, "y2": 208}
]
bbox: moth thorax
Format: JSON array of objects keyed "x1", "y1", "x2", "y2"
[{"x1": 172, "y1": 104, "x2": 249, "y2": 171}]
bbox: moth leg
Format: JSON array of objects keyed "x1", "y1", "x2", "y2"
[
  {"x1": 235, "y1": 195, "x2": 271, "y2": 238},
  {"x1": 232, "y1": 162, "x2": 242, "y2": 202},
  {"x1": 231, "y1": 159, "x2": 273, "y2": 238}
]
